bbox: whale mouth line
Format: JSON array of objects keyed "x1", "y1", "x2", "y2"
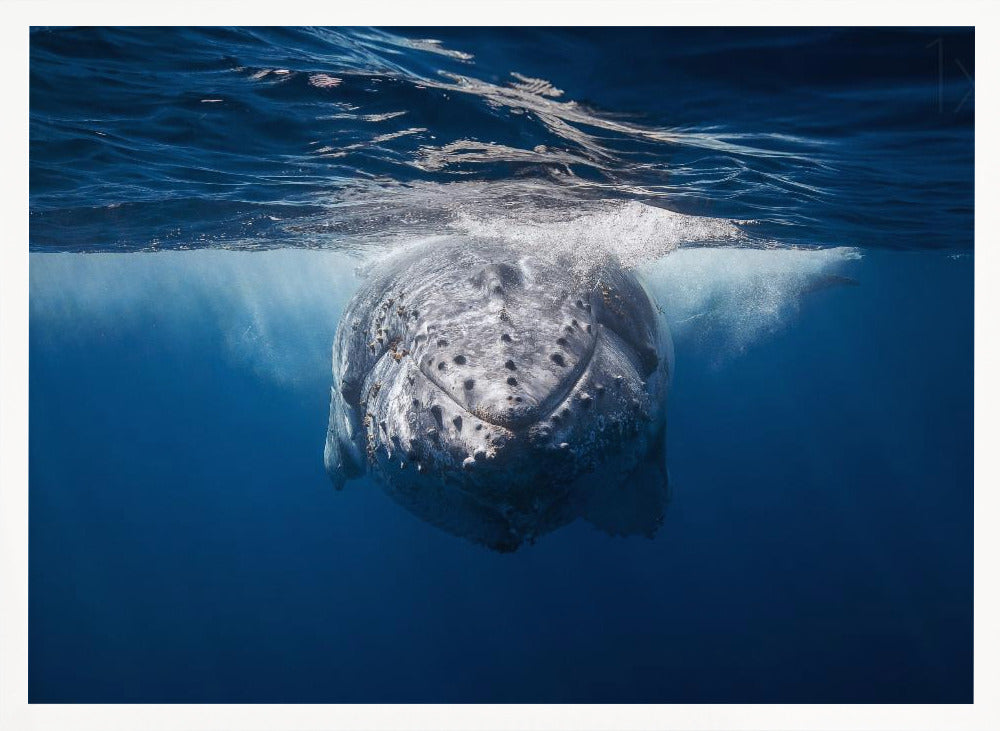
[{"x1": 409, "y1": 327, "x2": 603, "y2": 431}]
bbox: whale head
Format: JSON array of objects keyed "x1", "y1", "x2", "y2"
[{"x1": 326, "y1": 239, "x2": 673, "y2": 551}]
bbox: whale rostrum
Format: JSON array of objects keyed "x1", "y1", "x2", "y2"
[{"x1": 325, "y1": 238, "x2": 673, "y2": 551}]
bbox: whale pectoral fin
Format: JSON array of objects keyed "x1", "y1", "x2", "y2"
[
  {"x1": 324, "y1": 435, "x2": 362, "y2": 491},
  {"x1": 579, "y1": 436, "x2": 669, "y2": 539},
  {"x1": 324, "y1": 388, "x2": 365, "y2": 490}
]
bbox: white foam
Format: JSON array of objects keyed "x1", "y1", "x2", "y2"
[
  {"x1": 326, "y1": 181, "x2": 754, "y2": 278},
  {"x1": 643, "y1": 246, "x2": 862, "y2": 359},
  {"x1": 454, "y1": 199, "x2": 748, "y2": 279}
]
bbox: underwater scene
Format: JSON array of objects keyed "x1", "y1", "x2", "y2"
[{"x1": 30, "y1": 27, "x2": 973, "y2": 702}]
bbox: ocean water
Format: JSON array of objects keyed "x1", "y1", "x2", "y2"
[{"x1": 29, "y1": 27, "x2": 973, "y2": 703}]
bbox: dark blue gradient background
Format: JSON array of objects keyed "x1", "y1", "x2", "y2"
[{"x1": 29, "y1": 27, "x2": 973, "y2": 702}]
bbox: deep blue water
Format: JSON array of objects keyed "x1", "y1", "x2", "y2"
[{"x1": 29, "y1": 27, "x2": 973, "y2": 703}]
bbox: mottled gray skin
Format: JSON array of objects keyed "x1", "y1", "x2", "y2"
[{"x1": 325, "y1": 238, "x2": 673, "y2": 551}]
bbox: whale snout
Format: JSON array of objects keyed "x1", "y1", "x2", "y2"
[
  {"x1": 325, "y1": 240, "x2": 672, "y2": 550},
  {"x1": 350, "y1": 253, "x2": 670, "y2": 493},
  {"x1": 408, "y1": 262, "x2": 606, "y2": 431},
  {"x1": 368, "y1": 311, "x2": 659, "y2": 483}
]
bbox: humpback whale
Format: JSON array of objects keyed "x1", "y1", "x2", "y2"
[{"x1": 325, "y1": 238, "x2": 673, "y2": 551}]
